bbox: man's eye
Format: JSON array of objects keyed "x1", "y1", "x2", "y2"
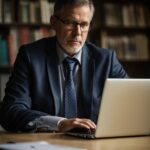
[
  {"x1": 80, "y1": 23, "x2": 89, "y2": 28},
  {"x1": 64, "y1": 20, "x2": 74, "y2": 25}
]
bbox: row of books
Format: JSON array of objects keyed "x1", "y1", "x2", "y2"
[
  {"x1": 103, "y1": 3, "x2": 150, "y2": 27},
  {"x1": 0, "y1": 27, "x2": 55, "y2": 65},
  {"x1": 0, "y1": 0, "x2": 54, "y2": 24},
  {"x1": 101, "y1": 32, "x2": 149, "y2": 60}
]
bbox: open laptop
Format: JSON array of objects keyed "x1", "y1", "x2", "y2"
[{"x1": 66, "y1": 78, "x2": 150, "y2": 138}]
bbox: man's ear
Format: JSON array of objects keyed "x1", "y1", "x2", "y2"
[{"x1": 50, "y1": 16, "x2": 57, "y2": 30}]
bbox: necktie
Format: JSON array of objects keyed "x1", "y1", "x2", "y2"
[{"x1": 63, "y1": 57, "x2": 78, "y2": 118}]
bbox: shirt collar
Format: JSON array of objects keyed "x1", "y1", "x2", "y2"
[{"x1": 57, "y1": 43, "x2": 82, "y2": 65}]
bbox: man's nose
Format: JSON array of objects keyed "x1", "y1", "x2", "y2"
[{"x1": 73, "y1": 24, "x2": 82, "y2": 35}]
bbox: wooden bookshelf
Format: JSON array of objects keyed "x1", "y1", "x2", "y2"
[
  {"x1": 0, "y1": 0, "x2": 55, "y2": 66},
  {"x1": 90, "y1": 0, "x2": 150, "y2": 78},
  {"x1": 0, "y1": 0, "x2": 55, "y2": 102},
  {"x1": 0, "y1": 0, "x2": 150, "y2": 78},
  {"x1": 0, "y1": 23, "x2": 52, "y2": 27}
]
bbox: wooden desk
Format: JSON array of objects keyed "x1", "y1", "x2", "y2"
[{"x1": 0, "y1": 132, "x2": 150, "y2": 150}]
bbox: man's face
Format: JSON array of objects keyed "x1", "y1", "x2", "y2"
[{"x1": 51, "y1": 5, "x2": 92, "y2": 56}]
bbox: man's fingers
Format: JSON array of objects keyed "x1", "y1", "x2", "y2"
[
  {"x1": 58, "y1": 118, "x2": 96, "y2": 132},
  {"x1": 72, "y1": 118, "x2": 96, "y2": 129},
  {"x1": 81, "y1": 119, "x2": 96, "y2": 129}
]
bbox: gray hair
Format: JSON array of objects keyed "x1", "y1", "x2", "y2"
[{"x1": 54, "y1": 0, "x2": 95, "y2": 20}]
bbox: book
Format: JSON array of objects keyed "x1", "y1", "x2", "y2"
[
  {"x1": 122, "y1": 4, "x2": 147, "y2": 27},
  {"x1": 114, "y1": 36, "x2": 124, "y2": 59},
  {"x1": 128, "y1": 4, "x2": 136, "y2": 27},
  {"x1": 135, "y1": 5, "x2": 146, "y2": 27},
  {"x1": 40, "y1": 0, "x2": 54, "y2": 24},
  {"x1": 103, "y1": 3, "x2": 122, "y2": 26},
  {"x1": 7, "y1": 34, "x2": 16, "y2": 65},
  {"x1": 3, "y1": 0, "x2": 13, "y2": 23},
  {"x1": 40, "y1": 0, "x2": 48, "y2": 24},
  {"x1": 49, "y1": 2, "x2": 55, "y2": 20},
  {"x1": 122, "y1": 5, "x2": 130, "y2": 27},
  {"x1": 134, "y1": 34, "x2": 149, "y2": 60},
  {"x1": 19, "y1": 0, "x2": 30, "y2": 23},
  {"x1": 124, "y1": 36, "x2": 137, "y2": 60},
  {"x1": 0, "y1": 39, "x2": 8, "y2": 65},
  {"x1": 122, "y1": 4, "x2": 137, "y2": 27},
  {"x1": 19, "y1": 26, "x2": 30, "y2": 46},
  {"x1": 9, "y1": 27, "x2": 19, "y2": 60},
  {"x1": 29, "y1": 1, "x2": 36, "y2": 23},
  {"x1": 34, "y1": 27, "x2": 55, "y2": 41},
  {"x1": 101, "y1": 32, "x2": 124, "y2": 59},
  {"x1": 101, "y1": 31, "x2": 108, "y2": 48},
  {"x1": 29, "y1": 1, "x2": 41, "y2": 23},
  {"x1": 0, "y1": 0, "x2": 2, "y2": 23},
  {"x1": 144, "y1": 6, "x2": 150, "y2": 27},
  {"x1": 100, "y1": 33, "x2": 149, "y2": 60}
]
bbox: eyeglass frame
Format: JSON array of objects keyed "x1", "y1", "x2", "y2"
[{"x1": 54, "y1": 16, "x2": 91, "y2": 32}]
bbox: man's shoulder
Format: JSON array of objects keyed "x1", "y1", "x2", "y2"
[
  {"x1": 15, "y1": 37, "x2": 57, "y2": 66},
  {"x1": 84, "y1": 41, "x2": 113, "y2": 56},
  {"x1": 20, "y1": 36, "x2": 56, "y2": 51}
]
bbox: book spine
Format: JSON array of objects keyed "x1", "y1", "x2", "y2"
[
  {"x1": 7, "y1": 35, "x2": 16, "y2": 65},
  {"x1": 40, "y1": 0, "x2": 47, "y2": 24},
  {"x1": 144, "y1": 6, "x2": 150, "y2": 27},
  {"x1": 0, "y1": 39, "x2": 8, "y2": 65},
  {"x1": 19, "y1": 0, "x2": 30, "y2": 23},
  {"x1": 0, "y1": 0, "x2": 2, "y2": 23},
  {"x1": 29, "y1": 1, "x2": 40, "y2": 24},
  {"x1": 3, "y1": 0, "x2": 13, "y2": 23},
  {"x1": 103, "y1": 3, "x2": 123, "y2": 26},
  {"x1": 40, "y1": 0, "x2": 54, "y2": 24},
  {"x1": 101, "y1": 33, "x2": 149, "y2": 60},
  {"x1": 135, "y1": 5, "x2": 146, "y2": 27},
  {"x1": 19, "y1": 27, "x2": 30, "y2": 45}
]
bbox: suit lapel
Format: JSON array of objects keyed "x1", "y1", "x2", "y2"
[
  {"x1": 79, "y1": 45, "x2": 95, "y2": 119},
  {"x1": 45, "y1": 38, "x2": 96, "y2": 118},
  {"x1": 46, "y1": 38, "x2": 61, "y2": 115}
]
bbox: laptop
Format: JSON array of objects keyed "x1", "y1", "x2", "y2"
[{"x1": 66, "y1": 78, "x2": 150, "y2": 138}]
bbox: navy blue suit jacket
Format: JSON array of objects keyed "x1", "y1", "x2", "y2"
[{"x1": 0, "y1": 37, "x2": 128, "y2": 131}]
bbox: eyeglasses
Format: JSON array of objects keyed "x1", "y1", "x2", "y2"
[{"x1": 55, "y1": 16, "x2": 90, "y2": 32}]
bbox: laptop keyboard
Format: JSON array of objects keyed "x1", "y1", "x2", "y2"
[
  {"x1": 69, "y1": 128, "x2": 95, "y2": 138},
  {"x1": 71, "y1": 128, "x2": 95, "y2": 134}
]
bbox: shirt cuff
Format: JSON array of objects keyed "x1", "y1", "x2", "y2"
[{"x1": 28, "y1": 116, "x2": 66, "y2": 132}]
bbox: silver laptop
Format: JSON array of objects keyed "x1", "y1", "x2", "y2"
[{"x1": 66, "y1": 78, "x2": 150, "y2": 138}]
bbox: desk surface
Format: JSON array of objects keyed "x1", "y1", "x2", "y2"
[{"x1": 0, "y1": 132, "x2": 150, "y2": 150}]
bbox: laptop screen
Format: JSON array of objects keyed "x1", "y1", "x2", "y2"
[{"x1": 95, "y1": 79, "x2": 150, "y2": 138}]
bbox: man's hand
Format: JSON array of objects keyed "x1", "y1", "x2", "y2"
[{"x1": 57, "y1": 118, "x2": 96, "y2": 132}]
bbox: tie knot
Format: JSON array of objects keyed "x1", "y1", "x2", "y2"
[{"x1": 64, "y1": 57, "x2": 78, "y2": 71}]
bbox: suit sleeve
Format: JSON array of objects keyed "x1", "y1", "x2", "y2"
[
  {"x1": 110, "y1": 51, "x2": 129, "y2": 78},
  {"x1": 0, "y1": 46, "x2": 49, "y2": 132}
]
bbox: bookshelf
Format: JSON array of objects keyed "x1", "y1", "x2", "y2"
[
  {"x1": 0, "y1": 0, "x2": 55, "y2": 65},
  {"x1": 90, "y1": 0, "x2": 150, "y2": 78},
  {"x1": 0, "y1": 0, "x2": 55, "y2": 101},
  {"x1": 0, "y1": 0, "x2": 150, "y2": 101}
]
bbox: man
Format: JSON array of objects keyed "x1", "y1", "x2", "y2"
[{"x1": 0, "y1": 0, "x2": 128, "y2": 132}]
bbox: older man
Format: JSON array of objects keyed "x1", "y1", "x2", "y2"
[{"x1": 0, "y1": 0, "x2": 128, "y2": 132}]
